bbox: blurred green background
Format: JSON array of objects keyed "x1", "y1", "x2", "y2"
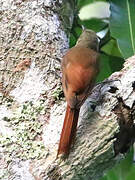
[{"x1": 101, "y1": 149, "x2": 135, "y2": 180}]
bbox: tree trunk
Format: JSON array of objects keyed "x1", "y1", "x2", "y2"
[
  {"x1": 0, "y1": 0, "x2": 75, "y2": 179},
  {"x1": 34, "y1": 55, "x2": 135, "y2": 180},
  {"x1": 0, "y1": 1, "x2": 135, "y2": 180}
]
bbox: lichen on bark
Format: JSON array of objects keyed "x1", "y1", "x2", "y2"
[{"x1": 0, "y1": 0, "x2": 75, "y2": 179}]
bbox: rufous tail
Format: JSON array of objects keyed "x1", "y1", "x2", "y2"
[{"x1": 57, "y1": 105, "x2": 79, "y2": 157}]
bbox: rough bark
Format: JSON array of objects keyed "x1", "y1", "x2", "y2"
[
  {"x1": 0, "y1": 0, "x2": 135, "y2": 180},
  {"x1": 33, "y1": 55, "x2": 135, "y2": 180},
  {"x1": 0, "y1": 0, "x2": 75, "y2": 179}
]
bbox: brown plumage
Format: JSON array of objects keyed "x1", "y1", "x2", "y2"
[
  {"x1": 57, "y1": 105, "x2": 79, "y2": 156},
  {"x1": 57, "y1": 29, "x2": 100, "y2": 158}
]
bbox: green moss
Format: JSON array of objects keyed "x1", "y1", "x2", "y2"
[
  {"x1": 53, "y1": 87, "x2": 64, "y2": 101},
  {"x1": 0, "y1": 100, "x2": 48, "y2": 163},
  {"x1": 0, "y1": 168, "x2": 9, "y2": 180}
]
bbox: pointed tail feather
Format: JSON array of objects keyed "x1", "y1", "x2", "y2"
[{"x1": 57, "y1": 105, "x2": 79, "y2": 157}]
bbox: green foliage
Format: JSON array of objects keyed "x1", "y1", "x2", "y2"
[
  {"x1": 70, "y1": 0, "x2": 135, "y2": 81},
  {"x1": 70, "y1": 2, "x2": 125, "y2": 82},
  {"x1": 96, "y1": 54, "x2": 124, "y2": 82},
  {"x1": 80, "y1": 18, "x2": 108, "y2": 32},
  {"x1": 101, "y1": 39, "x2": 123, "y2": 58},
  {"x1": 101, "y1": 149, "x2": 135, "y2": 180},
  {"x1": 110, "y1": 0, "x2": 135, "y2": 59}
]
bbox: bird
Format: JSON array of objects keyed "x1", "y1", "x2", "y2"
[{"x1": 57, "y1": 29, "x2": 100, "y2": 158}]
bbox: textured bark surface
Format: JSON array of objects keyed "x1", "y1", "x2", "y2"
[
  {"x1": 0, "y1": 0, "x2": 75, "y2": 179},
  {"x1": 39, "y1": 56, "x2": 135, "y2": 180},
  {"x1": 0, "y1": 0, "x2": 71, "y2": 100}
]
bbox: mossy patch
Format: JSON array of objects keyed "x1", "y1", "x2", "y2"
[
  {"x1": 0, "y1": 99, "x2": 48, "y2": 163},
  {"x1": 53, "y1": 86, "x2": 64, "y2": 101}
]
